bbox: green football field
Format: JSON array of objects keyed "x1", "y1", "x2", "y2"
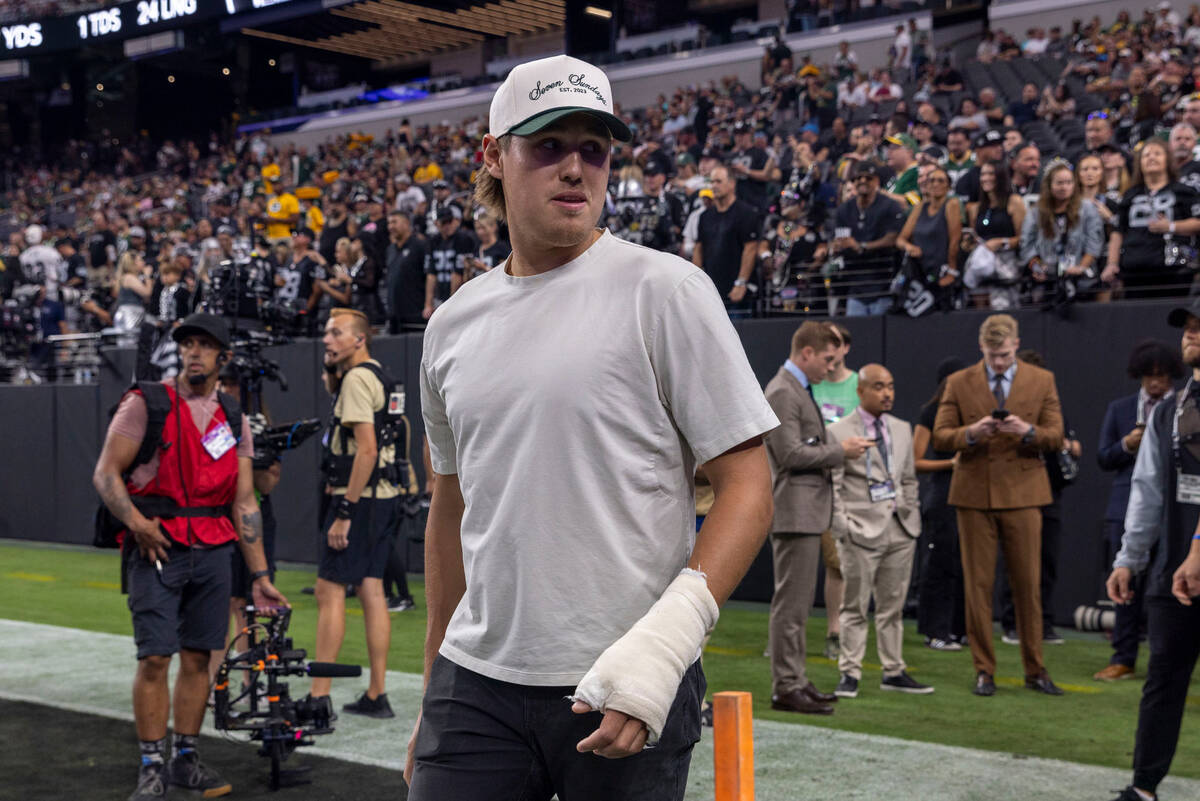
[{"x1": 2, "y1": 538, "x2": 1198, "y2": 782}]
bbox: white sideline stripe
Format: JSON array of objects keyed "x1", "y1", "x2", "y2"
[{"x1": 5, "y1": 619, "x2": 1200, "y2": 800}]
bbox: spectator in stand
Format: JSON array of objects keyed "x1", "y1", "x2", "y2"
[
  {"x1": 19, "y1": 224, "x2": 64, "y2": 300},
  {"x1": 832, "y1": 160, "x2": 905, "y2": 317},
  {"x1": 1099, "y1": 143, "x2": 1133, "y2": 199},
  {"x1": 394, "y1": 172, "x2": 425, "y2": 216},
  {"x1": 114, "y1": 251, "x2": 153, "y2": 330},
  {"x1": 88, "y1": 211, "x2": 118, "y2": 271},
  {"x1": 956, "y1": 129, "x2": 1005, "y2": 204},
  {"x1": 1085, "y1": 111, "x2": 1118, "y2": 152},
  {"x1": 729, "y1": 122, "x2": 776, "y2": 214},
  {"x1": 949, "y1": 97, "x2": 988, "y2": 133},
  {"x1": 882, "y1": 134, "x2": 921, "y2": 208},
  {"x1": 979, "y1": 88, "x2": 1007, "y2": 127},
  {"x1": 1169, "y1": 123, "x2": 1200, "y2": 191},
  {"x1": 1078, "y1": 152, "x2": 1121, "y2": 232},
  {"x1": 977, "y1": 30, "x2": 1000, "y2": 63},
  {"x1": 319, "y1": 194, "x2": 357, "y2": 267},
  {"x1": 694, "y1": 165, "x2": 760, "y2": 317},
  {"x1": 385, "y1": 210, "x2": 427, "y2": 334},
  {"x1": 1021, "y1": 159, "x2": 1104, "y2": 307},
  {"x1": 1038, "y1": 83, "x2": 1077, "y2": 122},
  {"x1": 1011, "y1": 142, "x2": 1043, "y2": 202},
  {"x1": 1104, "y1": 139, "x2": 1200, "y2": 299},
  {"x1": 897, "y1": 164, "x2": 962, "y2": 305},
  {"x1": 466, "y1": 211, "x2": 511, "y2": 281},
  {"x1": 891, "y1": 23, "x2": 912, "y2": 77},
  {"x1": 833, "y1": 40, "x2": 858, "y2": 80},
  {"x1": 1023, "y1": 28, "x2": 1049, "y2": 56},
  {"x1": 1007, "y1": 84, "x2": 1041, "y2": 126},
  {"x1": 964, "y1": 161, "x2": 1026, "y2": 309}
]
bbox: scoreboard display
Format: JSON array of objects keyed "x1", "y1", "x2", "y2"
[{"x1": 1, "y1": 0, "x2": 299, "y2": 53}]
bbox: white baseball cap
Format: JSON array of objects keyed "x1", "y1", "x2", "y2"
[
  {"x1": 489, "y1": 54, "x2": 631, "y2": 142},
  {"x1": 24, "y1": 224, "x2": 43, "y2": 245}
]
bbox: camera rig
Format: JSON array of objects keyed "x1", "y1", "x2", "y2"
[{"x1": 212, "y1": 605, "x2": 361, "y2": 790}]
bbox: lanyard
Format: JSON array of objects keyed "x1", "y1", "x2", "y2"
[{"x1": 1172, "y1": 377, "x2": 1193, "y2": 474}]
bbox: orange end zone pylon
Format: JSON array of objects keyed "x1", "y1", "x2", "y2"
[{"x1": 713, "y1": 690, "x2": 754, "y2": 801}]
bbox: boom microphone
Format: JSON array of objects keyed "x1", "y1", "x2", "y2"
[{"x1": 306, "y1": 662, "x2": 363, "y2": 678}]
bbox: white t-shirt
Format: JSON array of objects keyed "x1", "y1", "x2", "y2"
[
  {"x1": 420, "y1": 229, "x2": 779, "y2": 685},
  {"x1": 893, "y1": 30, "x2": 912, "y2": 68}
]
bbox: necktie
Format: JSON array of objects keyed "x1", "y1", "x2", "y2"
[
  {"x1": 807, "y1": 383, "x2": 816, "y2": 405},
  {"x1": 874, "y1": 418, "x2": 890, "y2": 474},
  {"x1": 993, "y1": 374, "x2": 1006, "y2": 409}
]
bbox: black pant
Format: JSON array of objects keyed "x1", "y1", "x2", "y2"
[
  {"x1": 999, "y1": 498, "x2": 1060, "y2": 631},
  {"x1": 1105, "y1": 520, "x2": 1147, "y2": 667},
  {"x1": 409, "y1": 656, "x2": 704, "y2": 801},
  {"x1": 382, "y1": 530, "x2": 411, "y2": 601},
  {"x1": 916, "y1": 503, "x2": 965, "y2": 640},
  {"x1": 1132, "y1": 596, "x2": 1200, "y2": 793}
]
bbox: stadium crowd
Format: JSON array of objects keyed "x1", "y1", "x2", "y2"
[{"x1": 7, "y1": 5, "x2": 1200, "y2": 378}]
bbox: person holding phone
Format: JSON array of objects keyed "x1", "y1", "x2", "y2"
[{"x1": 933, "y1": 314, "x2": 1065, "y2": 698}]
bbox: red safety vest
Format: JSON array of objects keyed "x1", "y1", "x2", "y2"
[{"x1": 126, "y1": 382, "x2": 240, "y2": 547}]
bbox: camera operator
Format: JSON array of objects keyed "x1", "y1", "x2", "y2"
[
  {"x1": 92, "y1": 312, "x2": 287, "y2": 801},
  {"x1": 311, "y1": 308, "x2": 402, "y2": 718}
]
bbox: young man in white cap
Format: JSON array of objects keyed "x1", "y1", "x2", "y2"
[{"x1": 406, "y1": 54, "x2": 779, "y2": 800}]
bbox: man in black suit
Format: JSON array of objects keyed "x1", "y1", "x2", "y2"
[{"x1": 1094, "y1": 340, "x2": 1183, "y2": 680}]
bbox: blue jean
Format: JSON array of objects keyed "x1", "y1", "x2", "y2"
[
  {"x1": 409, "y1": 655, "x2": 705, "y2": 801},
  {"x1": 845, "y1": 296, "x2": 893, "y2": 317}
]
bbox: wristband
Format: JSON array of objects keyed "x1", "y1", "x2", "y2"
[
  {"x1": 1193, "y1": 534, "x2": 1200, "y2": 540},
  {"x1": 733, "y1": 278, "x2": 747, "y2": 287},
  {"x1": 1171, "y1": 221, "x2": 1177, "y2": 234},
  {"x1": 250, "y1": 569, "x2": 271, "y2": 582},
  {"x1": 334, "y1": 497, "x2": 357, "y2": 520}
]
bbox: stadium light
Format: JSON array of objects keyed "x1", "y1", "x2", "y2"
[
  {"x1": 584, "y1": 5, "x2": 612, "y2": 18},
  {"x1": 96, "y1": 82, "x2": 103, "y2": 91},
  {"x1": 268, "y1": 58, "x2": 276, "y2": 66},
  {"x1": 221, "y1": 66, "x2": 231, "y2": 75},
  {"x1": 168, "y1": 75, "x2": 175, "y2": 83}
]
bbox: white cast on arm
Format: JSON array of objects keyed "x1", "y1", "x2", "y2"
[{"x1": 571, "y1": 568, "x2": 719, "y2": 743}]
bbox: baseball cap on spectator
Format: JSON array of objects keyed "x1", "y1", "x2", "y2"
[
  {"x1": 24, "y1": 224, "x2": 43, "y2": 245},
  {"x1": 799, "y1": 64, "x2": 821, "y2": 77},
  {"x1": 172, "y1": 312, "x2": 231, "y2": 349},
  {"x1": 437, "y1": 206, "x2": 463, "y2": 222},
  {"x1": 920, "y1": 144, "x2": 947, "y2": 163},
  {"x1": 643, "y1": 160, "x2": 667, "y2": 176},
  {"x1": 488, "y1": 54, "x2": 631, "y2": 142},
  {"x1": 1168, "y1": 296, "x2": 1200, "y2": 327},
  {"x1": 868, "y1": 114, "x2": 883, "y2": 125},
  {"x1": 800, "y1": 122, "x2": 820, "y2": 135},
  {"x1": 216, "y1": 224, "x2": 236, "y2": 236},
  {"x1": 292, "y1": 227, "x2": 315, "y2": 241},
  {"x1": 395, "y1": 173, "x2": 413, "y2": 184},
  {"x1": 700, "y1": 146, "x2": 723, "y2": 161},
  {"x1": 886, "y1": 133, "x2": 917, "y2": 152},
  {"x1": 1095, "y1": 142, "x2": 1122, "y2": 154},
  {"x1": 296, "y1": 186, "x2": 321, "y2": 200},
  {"x1": 975, "y1": 129, "x2": 1004, "y2": 149},
  {"x1": 129, "y1": 226, "x2": 146, "y2": 239},
  {"x1": 676, "y1": 153, "x2": 697, "y2": 167},
  {"x1": 733, "y1": 121, "x2": 752, "y2": 134},
  {"x1": 698, "y1": 188, "x2": 715, "y2": 199},
  {"x1": 851, "y1": 160, "x2": 881, "y2": 179},
  {"x1": 352, "y1": 192, "x2": 370, "y2": 204},
  {"x1": 432, "y1": 179, "x2": 449, "y2": 189}
]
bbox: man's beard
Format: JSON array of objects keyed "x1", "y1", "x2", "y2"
[{"x1": 187, "y1": 370, "x2": 211, "y2": 386}]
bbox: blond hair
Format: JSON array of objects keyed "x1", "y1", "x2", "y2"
[
  {"x1": 474, "y1": 134, "x2": 511, "y2": 222},
  {"x1": 979, "y1": 314, "x2": 1019, "y2": 348},
  {"x1": 117, "y1": 251, "x2": 142, "y2": 275}
]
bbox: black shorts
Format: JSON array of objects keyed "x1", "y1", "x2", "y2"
[
  {"x1": 230, "y1": 495, "x2": 277, "y2": 599},
  {"x1": 409, "y1": 656, "x2": 704, "y2": 801},
  {"x1": 317, "y1": 495, "x2": 399, "y2": 586},
  {"x1": 127, "y1": 541, "x2": 234, "y2": 660}
]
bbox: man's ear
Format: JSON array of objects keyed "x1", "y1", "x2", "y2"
[{"x1": 482, "y1": 134, "x2": 504, "y2": 180}]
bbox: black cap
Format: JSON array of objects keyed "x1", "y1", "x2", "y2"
[
  {"x1": 976, "y1": 129, "x2": 1004, "y2": 148},
  {"x1": 1168, "y1": 297, "x2": 1200, "y2": 327},
  {"x1": 216, "y1": 224, "x2": 236, "y2": 236},
  {"x1": 920, "y1": 144, "x2": 947, "y2": 162},
  {"x1": 851, "y1": 160, "x2": 881, "y2": 179},
  {"x1": 293, "y1": 226, "x2": 315, "y2": 240},
  {"x1": 1096, "y1": 142, "x2": 1122, "y2": 154},
  {"x1": 734, "y1": 121, "x2": 752, "y2": 134},
  {"x1": 437, "y1": 205, "x2": 461, "y2": 222},
  {"x1": 352, "y1": 192, "x2": 370, "y2": 204},
  {"x1": 432, "y1": 179, "x2": 449, "y2": 189},
  {"x1": 643, "y1": 160, "x2": 667, "y2": 176},
  {"x1": 172, "y1": 313, "x2": 231, "y2": 350}
]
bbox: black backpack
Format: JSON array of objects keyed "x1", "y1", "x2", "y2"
[{"x1": 93, "y1": 381, "x2": 242, "y2": 548}]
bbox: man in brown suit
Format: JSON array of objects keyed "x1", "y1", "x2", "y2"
[
  {"x1": 765, "y1": 322, "x2": 874, "y2": 715},
  {"x1": 933, "y1": 314, "x2": 1065, "y2": 697}
]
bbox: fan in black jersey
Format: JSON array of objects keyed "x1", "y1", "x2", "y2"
[
  {"x1": 465, "y1": 212, "x2": 512, "y2": 282},
  {"x1": 1105, "y1": 139, "x2": 1200, "y2": 299},
  {"x1": 422, "y1": 207, "x2": 476, "y2": 318}
]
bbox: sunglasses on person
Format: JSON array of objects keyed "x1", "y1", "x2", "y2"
[{"x1": 1087, "y1": 110, "x2": 1111, "y2": 121}]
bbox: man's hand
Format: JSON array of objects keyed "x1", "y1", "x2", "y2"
[
  {"x1": 1101, "y1": 263, "x2": 1119, "y2": 283},
  {"x1": 404, "y1": 714, "x2": 421, "y2": 784},
  {"x1": 995, "y1": 413, "x2": 1031, "y2": 436},
  {"x1": 727, "y1": 284, "x2": 747, "y2": 303},
  {"x1": 840, "y1": 436, "x2": 875, "y2": 459},
  {"x1": 1172, "y1": 552, "x2": 1200, "y2": 605},
  {"x1": 1124, "y1": 427, "x2": 1145, "y2": 452},
  {"x1": 327, "y1": 518, "x2": 351, "y2": 550},
  {"x1": 904, "y1": 243, "x2": 923, "y2": 259},
  {"x1": 967, "y1": 416, "x2": 999, "y2": 441},
  {"x1": 571, "y1": 702, "x2": 649, "y2": 759},
  {"x1": 422, "y1": 304, "x2": 434, "y2": 320},
  {"x1": 1148, "y1": 215, "x2": 1171, "y2": 234},
  {"x1": 251, "y1": 576, "x2": 290, "y2": 611},
  {"x1": 1107, "y1": 566, "x2": 1135, "y2": 605},
  {"x1": 129, "y1": 516, "x2": 171, "y2": 563}
]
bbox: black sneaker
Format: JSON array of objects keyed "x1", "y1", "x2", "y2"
[
  {"x1": 342, "y1": 691, "x2": 395, "y2": 719},
  {"x1": 881, "y1": 670, "x2": 935, "y2": 694},
  {"x1": 834, "y1": 674, "x2": 859, "y2": 698},
  {"x1": 387, "y1": 596, "x2": 416, "y2": 613},
  {"x1": 167, "y1": 751, "x2": 232, "y2": 797},
  {"x1": 1043, "y1": 627, "x2": 1066, "y2": 644},
  {"x1": 1001, "y1": 629, "x2": 1020, "y2": 645},
  {"x1": 1108, "y1": 787, "x2": 1149, "y2": 801},
  {"x1": 129, "y1": 762, "x2": 168, "y2": 801}
]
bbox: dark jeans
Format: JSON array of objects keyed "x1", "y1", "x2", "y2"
[
  {"x1": 382, "y1": 529, "x2": 411, "y2": 601},
  {"x1": 409, "y1": 655, "x2": 705, "y2": 801},
  {"x1": 1132, "y1": 596, "x2": 1200, "y2": 793},
  {"x1": 1106, "y1": 520, "x2": 1147, "y2": 668},
  {"x1": 916, "y1": 503, "x2": 965, "y2": 640},
  {"x1": 999, "y1": 499, "x2": 1060, "y2": 631}
]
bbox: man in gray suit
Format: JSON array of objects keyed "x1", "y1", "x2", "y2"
[
  {"x1": 828, "y1": 364, "x2": 932, "y2": 699},
  {"x1": 765, "y1": 322, "x2": 874, "y2": 715}
]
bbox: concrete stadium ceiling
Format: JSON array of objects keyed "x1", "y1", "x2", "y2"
[{"x1": 239, "y1": 0, "x2": 565, "y2": 65}]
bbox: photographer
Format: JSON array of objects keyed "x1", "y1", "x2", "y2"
[
  {"x1": 310, "y1": 308, "x2": 402, "y2": 718},
  {"x1": 92, "y1": 312, "x2": 287, "y2": 801}
]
